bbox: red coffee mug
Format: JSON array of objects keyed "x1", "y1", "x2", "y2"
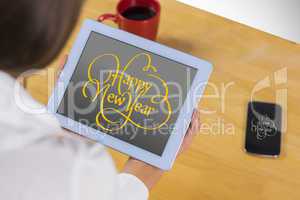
[{"x1": 98, "y1": 0, "x2": 161, "y2": 41}]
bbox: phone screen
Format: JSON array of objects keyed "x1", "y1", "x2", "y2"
[{"x1": 245, "y1": 101, "x2": 282, "y2": 156}]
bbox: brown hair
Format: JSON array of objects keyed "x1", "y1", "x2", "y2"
[{"x1": 0, "y1": 0, "x2": 84, "y2": 70}]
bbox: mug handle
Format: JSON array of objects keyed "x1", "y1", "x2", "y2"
[{"x1": 97, "y1": 14, "x2": 118, "y2": 23}]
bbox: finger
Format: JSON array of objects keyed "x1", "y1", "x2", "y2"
[
  {"x1": 187, "y1": 113, "x2": 200, "y2": 136},
  {"x1": 57, "y1": 55, "x2": 68, "y2": 72},
  {"x1": 179, "y1": 110, "x2": 200, "y2": 154},
  {"x1": 194, "y1": 109, "x2": 201, "y2": 132},
  {"x1": 55, "y1": 55, "x2": 68, "y2": 82},
  {"x1": 182, "y1": 111, "x2": 199, "y2": 147},
  {"x1": 58, "y1": 55, "x2": 68, "y2": 70},
  {"x1": 188, "y1": 109, "x2": 200, "y2": 135}
]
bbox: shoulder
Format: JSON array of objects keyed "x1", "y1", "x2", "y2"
[
  {"x1": 0, "y1": 71, "x2": 61, "y2": 151},
  {"x1": 36, "y1": 137, "x2": 118, "y2": 200},
  {"x1": 0, "y1": 135, "x2": 117, "y2": 200}
]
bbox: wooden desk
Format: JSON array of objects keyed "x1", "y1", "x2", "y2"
[{"x1": 26, "y1": 0, "x2": 300, "y2": 199}]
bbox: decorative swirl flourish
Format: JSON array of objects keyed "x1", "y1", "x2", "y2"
[{"x1": 82, "y1": 53, "x2": 172, "y2": 132}]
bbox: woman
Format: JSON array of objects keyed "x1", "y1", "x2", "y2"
[{"x1": 0, "y1": 0, "x2": 200, "y2": 200}]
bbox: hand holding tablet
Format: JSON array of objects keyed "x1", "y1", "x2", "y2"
[{"x1": 48, "y1": 19, "x2": 213, "y2": 170}]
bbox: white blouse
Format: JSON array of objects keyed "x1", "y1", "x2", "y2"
[{"x1": 0, "y1": 71, "x2": 148, "y2": 200}]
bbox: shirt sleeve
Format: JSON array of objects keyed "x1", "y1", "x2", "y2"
[{"x1": 117, "y1": 173, "x2": 149, "y2": 200}]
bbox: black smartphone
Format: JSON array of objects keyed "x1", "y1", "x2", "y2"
[{"x1": 245, "y1": 101, "x2": 282, "y2": 157}]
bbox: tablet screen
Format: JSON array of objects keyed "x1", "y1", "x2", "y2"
[{"x1": 57, "y1": 32, "x2": 197, "y2": 156}]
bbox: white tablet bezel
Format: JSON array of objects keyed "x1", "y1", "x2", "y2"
[{"x1": 48, "y1": 19, "x2": 213, "y2": 170}]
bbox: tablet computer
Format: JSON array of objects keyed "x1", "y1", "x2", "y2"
[{"x1": 48, "y1": 19, "x2": 213, "y2": 170}]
